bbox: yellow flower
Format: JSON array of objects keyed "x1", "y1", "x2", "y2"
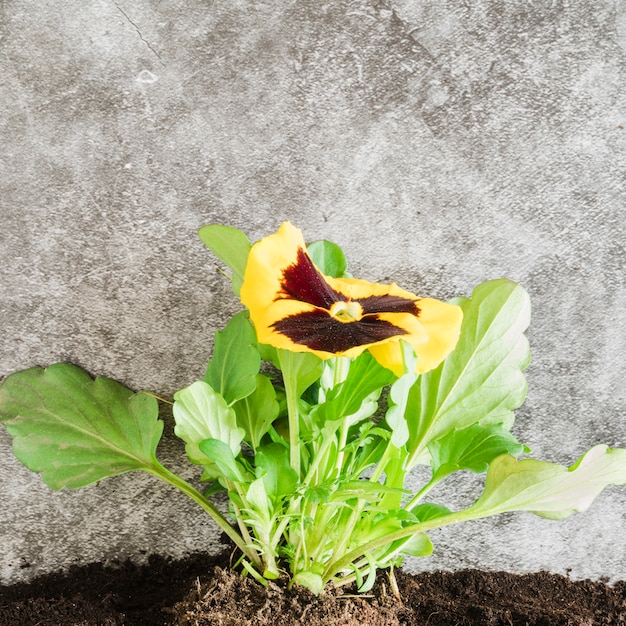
[{"x1": 239, "y1": 222, "x2": 462, "y2": 376}]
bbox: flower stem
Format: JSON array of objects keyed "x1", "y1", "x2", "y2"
[{"x1": 278, "y1": 350, "x2": 302, "y2": 475}]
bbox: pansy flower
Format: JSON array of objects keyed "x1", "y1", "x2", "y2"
[{"x1": 240, "y1": 222, "x2": 462, "y2": 376}]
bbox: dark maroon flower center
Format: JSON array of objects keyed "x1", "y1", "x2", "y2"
[{"x1": 273, "y1": 247, "x2": 421, "y2": 351}]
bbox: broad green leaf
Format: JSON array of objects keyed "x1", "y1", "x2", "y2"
[
  {"x1": 468, "y1": 445, "x2": 626, "y2": 520},
  {"x1": 198, "y1": 438, "x2": 248, "y2": 483},
  {"x1": 173, "y1": 381, "x2": 245, "y2": 464},
  {"x1": 405, "y1": 279, "x2": 531, "y2": 469},
  {"x1": 276, "y1": 349, "x2": 323, "y2": 398},
  {"x1": 204, "y1": 311, "x2": 261, "y2": 405},
  {"x1": 232, "y1": 373, "x2": 279, "y2": 451},
  {"x1": 315, "y1": 352, "x2": 394, "y2": 426},
  {"x1": 428, "y1": 423, "x2": 527, "y2": 481},
  {"x1": 307, "y1": 240, "x2": 348, "y2": 278},
  {"x1": 255, "y1": 443, "x2": 298, "y2": 498},
  {"x1": 0, "y1": 363, "x2": 162, "y2": 489},
  {"x1": 198, "y1": 224, "x2": 251, "y2": 295}
]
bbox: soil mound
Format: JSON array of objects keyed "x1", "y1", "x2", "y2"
[{"x1": 1, "y1": 552, "x2": 625, "y2": 625}]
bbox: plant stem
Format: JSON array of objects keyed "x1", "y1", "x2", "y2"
[
  {"x1": 404, "y1": 477, "x2": 439, "y2": 511},
  {"x1": 278, "y1": 351, "x2": 302, "y2": 475},
  {"x1": 140, "y1": 390, "x2": 173, "y2": 404},
  {"x1": 146, "y1": 461, "x2": 259, "y2": 565},
  {"x1": 322, "y1": 508, "x2": 481, "y2": 583},
  {"x1": 331, "y1": 357, "x2": 350, "y2": 474}
]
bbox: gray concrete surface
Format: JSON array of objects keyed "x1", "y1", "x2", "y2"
[{"x1": 1, "y1": 0, "x2": 625, "y2": 584}]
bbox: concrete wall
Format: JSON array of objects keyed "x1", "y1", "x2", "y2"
[{"x1": 1, "y1": 0, "x2": 625, "y2": 584}]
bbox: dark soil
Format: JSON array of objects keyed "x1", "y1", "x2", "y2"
[{"x1": 1, "y1": 551, "x2": 625, "y2": 626}]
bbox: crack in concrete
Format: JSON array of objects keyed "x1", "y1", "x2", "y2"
[{"x1": 114, "y1": 2, "x2": 164, "y2": 65}]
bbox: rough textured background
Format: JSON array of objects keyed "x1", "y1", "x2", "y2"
[{"x1": 1, "y1": 0, "x2": 625, "y2": 584}]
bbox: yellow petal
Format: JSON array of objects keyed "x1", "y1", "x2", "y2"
[
  {"x1": 240, "y1": 222, "x2": 342, "y2": 357},
  {"x1": 240, "y1": 222, "x2": 463, "y2": 371},
  {"x1": 369, "y1": 298, "x2": 463, "y2": 375},
  {"x1": 240, "y1": 221, "x2": 306, "y2": 318},
  {"x1": 326, "y1": 276, "x2": 419, "y2": 302}
]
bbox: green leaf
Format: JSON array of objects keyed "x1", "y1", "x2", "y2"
[
  {"x1": 198, "y1": 439, "x2": 248, "y2": 483},
  {"x1": 386, "y1": 342, "x2": 419, "y2": 448},
  {"x1": 352, "y1": 511, "x2": 405, "y2": 544},
  {"x1": 173, "y1": 381, "x2": 245, "y2": 464},
  {"x1": 232, "y1": 373, "x2": 280, "y2": 451},
  {"x1": 204, "y1": 311, "x2": 261, "y2": 405},
  {"x1": 411, "y1": 503, "x2": 453, "y2": 522},
  {"x1": 257, "y1": 342, "x2": 279, "y2": 368},
  {"x1": 245, "y1": 476, "x2": 271, "y2": 519},
  {"x1": 348, "y1": 424, "x2": 390, "y2": 474},
  {"x1": 357, "y1": 553, "x2": 378, "y2": 592},
  {"x1": 198, "y1": 224, "x2": 251, "y2": 295},
  {"x1": 398, "y1": 532, "x2": 434, "y2": 557},
  {"x1": 255, "y1": 442, "x2": 298, "y2": 498},
  {"x1": 315, "y1": 352, "x2": 394, "y2": 426},
  {"x1": 307, "y1": 240, "x2": 348, "y2": 278},
  {"x1": 405, "y1": 279, "x2": 531, "y2": 469},
  {"x1": 293, "y1": 571, "x2": 324, "y2": 594},
  {"x1": 0, "y1": 363, "x2": 162, "y2": 489},
  {"x1": 468, "y1": 445, "x2": 626, "y2": 520},
  {"x1": 429, "y1": 423, "x2": 527, "y2": 481},
  {"x1": 330, "y1": 479, "x2": 407, "y2": 499},
  {"x1": 276, "y1": 349, "x2": 323, "y2": 399}
]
